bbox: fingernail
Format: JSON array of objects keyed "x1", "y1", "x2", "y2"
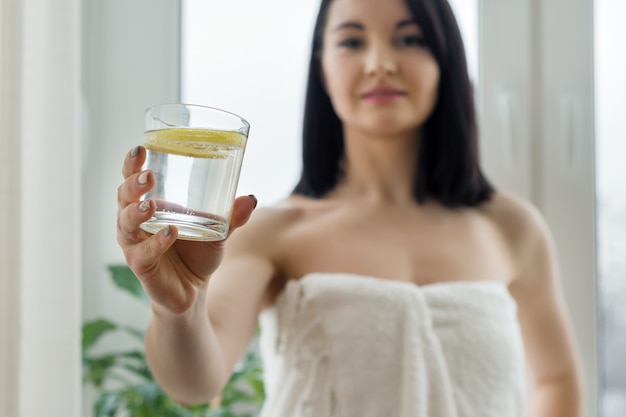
[
  {"x1": 139, "y1": 200, "x2": 150, "y2": 212},
  {"x1": 249, "y1": 194, "x2": 258, "y2": 209},
  {"x1": 138, "y1": 171, "x2": 149, "y2": 185},
  {"x1": 163, "y1": 226, "x2": 171, "y2": 237},
  {"x1": 131, "y1": 146, "x2": 140, "y2": 158}
]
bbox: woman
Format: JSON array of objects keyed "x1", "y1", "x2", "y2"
[{"x1": 116, "y1": 0, "x2": 583, "y2": 415}]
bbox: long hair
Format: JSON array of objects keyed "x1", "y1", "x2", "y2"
[{"x1": 292, "y1": 0, "x2": 494, "y2": 207}]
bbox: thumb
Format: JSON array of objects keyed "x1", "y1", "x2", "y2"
[{"x1": 227, "y1": 195, "x2": 258, "y2": 237}]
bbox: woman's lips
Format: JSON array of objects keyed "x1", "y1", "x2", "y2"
[{"x1": 362, "y1": 87, "x2": 406, "y2": 104}]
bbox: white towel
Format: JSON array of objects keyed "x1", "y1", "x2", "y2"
[{"x1": 258, "y1": 272, "x2": 528, "y2": 417}]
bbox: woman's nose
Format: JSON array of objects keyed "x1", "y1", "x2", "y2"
[{"x1": 364, "y1": 45, "x2": 398, "y2": 76}]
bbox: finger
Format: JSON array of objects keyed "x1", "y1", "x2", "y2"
[
  {"x1": 117, "y1": 199, "x2": 156, "y2": 246},
  {"x1": 226, "y1": 195, "x2": 258, "y2": 238},
  {"x1": 122, "y1": 146, "x2": 146, "y2": 179},
  {"x1": 124, "y1": 225, "x2": 178, "y2": 279},
  {"x1": 117, "y1": 169, "x2": 154, "y2": 211}
]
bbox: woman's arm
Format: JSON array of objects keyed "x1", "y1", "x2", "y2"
[
  {"x1": 498, "y1": 195, "x2": 583, "y2": 417},
  {"x1": 144, "y1": 254, "x2": 274, "y2": 406},
  {"x1": 117, "y1": 146, "x2": 279, "y2": 406},
  {"x1": 143, "y1": 207, "x2": 285, "y2": 406}
]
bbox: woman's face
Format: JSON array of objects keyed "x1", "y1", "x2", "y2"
[{"x1": 321, "y1": 0, "x2": 440, "y2": 138}]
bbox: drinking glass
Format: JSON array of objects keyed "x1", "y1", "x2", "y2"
[{"x1": 139, "y1": 103, "x2": 250, "y2": 241}]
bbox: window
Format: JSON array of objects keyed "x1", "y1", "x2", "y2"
[
  {"x1": 81, "y1": 1, "x2": 626, "y2": 416},
  {"x1": 448, "y1": 0, "x2": 478, "y2": 85},
  {"x1": 182, "y1": 0, "x2": 319, "y2": 205},
  {"x1": 180, "y1": 2, "x2": 604, "y2": 417},
  {"x1": 182, "y1": 0, "x2": 478, "y2": 206},
  {"x1": 595, "y1": 1, "x2": 626, "y2": 415}
]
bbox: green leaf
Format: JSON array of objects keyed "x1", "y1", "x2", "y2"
[
  {"x1": 220, "y1": 387, "x2": 256, "y2": 406},
  {"x1": 130, "y1": 381, "x2": 162, "y2": 408},
  {"x1": 115, "y1": 351, "x2": 153, "y2": 381},
  {"x1": 83, "y1": 350, "x2": 149, "y2": 387},
  {"x1": 107, "y1": 265, "x2": 150, "y2": 304},
  {"x1": 207, "y1": 409, "x2": 236, "y2": 417},
  {"x1": 95, "y1": 391, "x2": 122, "y2": 417},
  {"x1": 83, "y1": 357, "x2": 113, "y2": 387},
  {"x1": 84, "y1": 264, "x2": 266, "y2": 416},
  {"x1": 248, "y1": 378, "x2": 265, "y2": 401},
  {"x1": 83, "y1": 319, "x2": 118, "y2": 351},
  {"x1": 119, "y1": 324, "x2": 145, "y2": 341}
]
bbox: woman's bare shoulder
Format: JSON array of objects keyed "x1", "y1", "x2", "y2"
[
  {"x1": 225, "y1": 194, "x2": 316, "y2": 254},
  {"x1": 249, "y1": 194, "x2": 317, "y2": 226},
  {"x1": 479, "y1": 191, "x2": 552, "y2": 251}
]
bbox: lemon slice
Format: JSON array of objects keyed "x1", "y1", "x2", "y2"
[{"x1": 143, "y1": 128, "x2": 246, "y2": 158}]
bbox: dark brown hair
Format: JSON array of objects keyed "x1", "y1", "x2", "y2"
[{"x1": 292, "y1": 0, "x2": 494, "y2": 207}]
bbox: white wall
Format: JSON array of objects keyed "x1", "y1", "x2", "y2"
[
  {"x1": 2, "y1": 0, "x2": 82, "y2": 415},
  {"x1": 81, "y1": 0, "x2": 180, "y2": 414}
]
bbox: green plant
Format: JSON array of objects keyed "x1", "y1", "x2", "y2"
[{"x1": 83, "y1": 265, "x2": 265, "y2": 417}]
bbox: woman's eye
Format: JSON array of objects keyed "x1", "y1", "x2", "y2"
[
  {"x1": 338, "y1": 38, "x2": 363, "y2": 49},
  {"x1": 397, "y1": 35, "x2": 427, "y2": 48}
]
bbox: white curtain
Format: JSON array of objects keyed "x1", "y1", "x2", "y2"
[{"x1": 0, "y1": 0, "x2": 81, "y2": 416}]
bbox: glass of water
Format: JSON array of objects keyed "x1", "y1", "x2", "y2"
[{"x1": 140, "y1": 103, "x2": 250, "y2": 241}]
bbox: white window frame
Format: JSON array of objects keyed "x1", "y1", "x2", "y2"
[{"x1": 480, "y1": 2, "x2": 598, "y2": 417}]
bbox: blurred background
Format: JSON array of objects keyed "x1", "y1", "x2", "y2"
[{"x1": 1, "y1": 0, "x2": 623, "y2": 416}]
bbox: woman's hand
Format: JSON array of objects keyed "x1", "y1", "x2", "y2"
[{"x1": 116, "y1": 146, "x2": 257, "y2": 315}]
